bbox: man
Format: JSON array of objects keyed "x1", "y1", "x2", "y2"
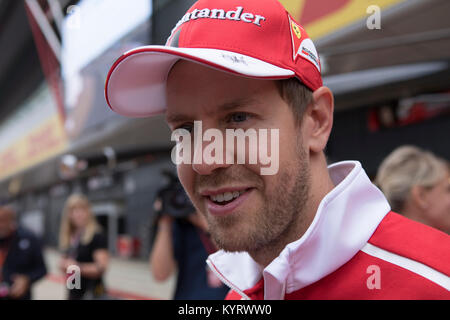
[
  {"x1": 105, "y1": 0, "x2": 449, "y2": 299},
  {"x1": 0, "y1": 206, "x2": 47, "y2": 300}
]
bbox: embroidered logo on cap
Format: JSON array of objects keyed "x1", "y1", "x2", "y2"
[
  {"x1": 289, "y1": 15, "x2": 321, "y2": 73},
  {"x1": 169, "y1": 6, "x2": 267, "y2": 37},
  {"x1": 299, "y1": 38, "x2": 321, "y2": 73},
  {"x1": 292, "y1": 21, "x2": 301, "y2": 39},
  {"x1": 289, "y1": 15, "x2": 303, "y2": 62}
]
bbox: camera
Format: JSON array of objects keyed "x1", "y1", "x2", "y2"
[{"x1": 154, "y1": 170, "x2": 195, "y2": 219}]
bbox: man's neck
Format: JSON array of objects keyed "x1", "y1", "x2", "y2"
[{"x1": 248, "y1": 212, "x2": 313, "y2": 267}]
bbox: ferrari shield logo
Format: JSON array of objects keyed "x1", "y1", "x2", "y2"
[
  {"x1": 292, "y1": 21, "x2": 301, "y2": 39},
  {"x1": 289, "y1": 15, "x2": 303, "y2": 61}
]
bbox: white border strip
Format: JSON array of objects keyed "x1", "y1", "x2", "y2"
[
  {"x1": 361, "y1": 243, "x2": 450, "y2": 290},
  {"x1": 25, "y1": 0, "x2": 62, "y2": 62}
]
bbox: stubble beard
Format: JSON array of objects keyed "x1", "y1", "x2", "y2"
[{"x1": 195, "y1": 144, "x2": 311, "y2": 254}]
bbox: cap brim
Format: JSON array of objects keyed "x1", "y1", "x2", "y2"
[{"x1": 105, "y1": 45, "x2": 295, "y2": 118}]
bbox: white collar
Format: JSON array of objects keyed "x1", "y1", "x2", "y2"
[{"x1": 206, "y1": 161, "x2": 391, "y2": 300}]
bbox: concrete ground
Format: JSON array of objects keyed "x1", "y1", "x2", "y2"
[{"x1": 32, "y1": 248, "x2": 176, "y2": 300}]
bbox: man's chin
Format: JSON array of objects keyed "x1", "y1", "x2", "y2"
[
  {"x1": 208, "y1": 219, "x2": 261, "y2": 252},
  {"x1": 213, "y1": 235, "x2": 254, "y2": 253}
]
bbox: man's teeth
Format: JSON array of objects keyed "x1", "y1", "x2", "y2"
[{"x1": 210, "y1": 190, "x2": 246, "y2": 203}]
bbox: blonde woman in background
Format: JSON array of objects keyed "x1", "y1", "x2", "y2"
[
  {"x1": 58, "y1": 194, "x2": 109, "y2": 299},
  {"x1": 376, "y1": 145, "x2": 450, "y2": 234}
]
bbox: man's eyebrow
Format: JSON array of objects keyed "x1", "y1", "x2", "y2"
[
  {"x1": 219, "y1": 97, "x2": 259, "y2": 112},
  {"x1": 166, "y1": 97, "x2": 259, "y2": 124},
  {"x1": 165, "y1": 112, "x2": 191, "y2": 124}
]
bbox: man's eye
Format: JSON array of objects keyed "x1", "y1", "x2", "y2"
[
  {"x1": 229, "y1": 112, "x2": 250, "y2": 123},
  {"x1": 174, "y1": 123, "x2": 193, "y2": 132}
]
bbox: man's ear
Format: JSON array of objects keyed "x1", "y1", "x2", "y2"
[
  {"x1": 303, "y1": 86, "x2": 334, "y2": 154},
  {"x1": 410, "y1": 185, "x2": 429, "y2": 210}
]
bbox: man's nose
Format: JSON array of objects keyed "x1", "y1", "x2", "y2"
[{"x1": 191, "y1": 131, "x2": 231, "y2": 175}]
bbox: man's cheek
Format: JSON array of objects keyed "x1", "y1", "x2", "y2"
[{"x1": 177, "y1": 164, "x2": 196, "y2": 199}]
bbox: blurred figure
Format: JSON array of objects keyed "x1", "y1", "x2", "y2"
[
  {"x1": 376, "y1": 145, "x2": 450, "y2": 234},
  {"x1": 149, "y1": 173, "x2": 229, "y2": 300},
  {"x1": 0, "y1": 205, "x2": 47, "y2": 300},
  {"x1": 58, "y1": 194, "x2": 109, "y2": 300}
]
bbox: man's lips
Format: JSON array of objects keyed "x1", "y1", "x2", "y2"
[
  {"x1": 199, "y1": 186, "x2": 250, "y2": 197},
  {"x1": 199, "y1": 187, "x2": 254, "y2": 217}
]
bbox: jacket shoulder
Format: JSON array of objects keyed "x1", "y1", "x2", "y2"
[{"x1": 368, "y1": 211, "x2": 450, "y2": 275}]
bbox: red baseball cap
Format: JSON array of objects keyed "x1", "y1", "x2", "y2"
[{"x1": 105, "y1": 0, "x2": 322, "y2": 117}]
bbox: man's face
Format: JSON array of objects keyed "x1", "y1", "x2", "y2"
[{"x1": 166, "y1": 61, "x2": 311, "y2": 253}]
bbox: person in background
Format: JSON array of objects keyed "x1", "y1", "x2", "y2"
[
  {"x1": 58, "y1": 194, "x2": 109, "y2": 300},
  {"x1": 149, "y1": 179, "x2": 229, "y2": 300},
  {"x1": 0, "y1": 205, "x2": 47, "y2": 300},
  {"x1": 376, "y1": 145, "x2": 450, "y2": 234}
]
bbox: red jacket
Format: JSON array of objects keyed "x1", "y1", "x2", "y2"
[{"x1": 206, "y1": 161, "x2": 450, "y2": 300}]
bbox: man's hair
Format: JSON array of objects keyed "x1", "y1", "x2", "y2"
[{"x1": 275, "y1": 78, "x2": 313, "y2": 125}]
